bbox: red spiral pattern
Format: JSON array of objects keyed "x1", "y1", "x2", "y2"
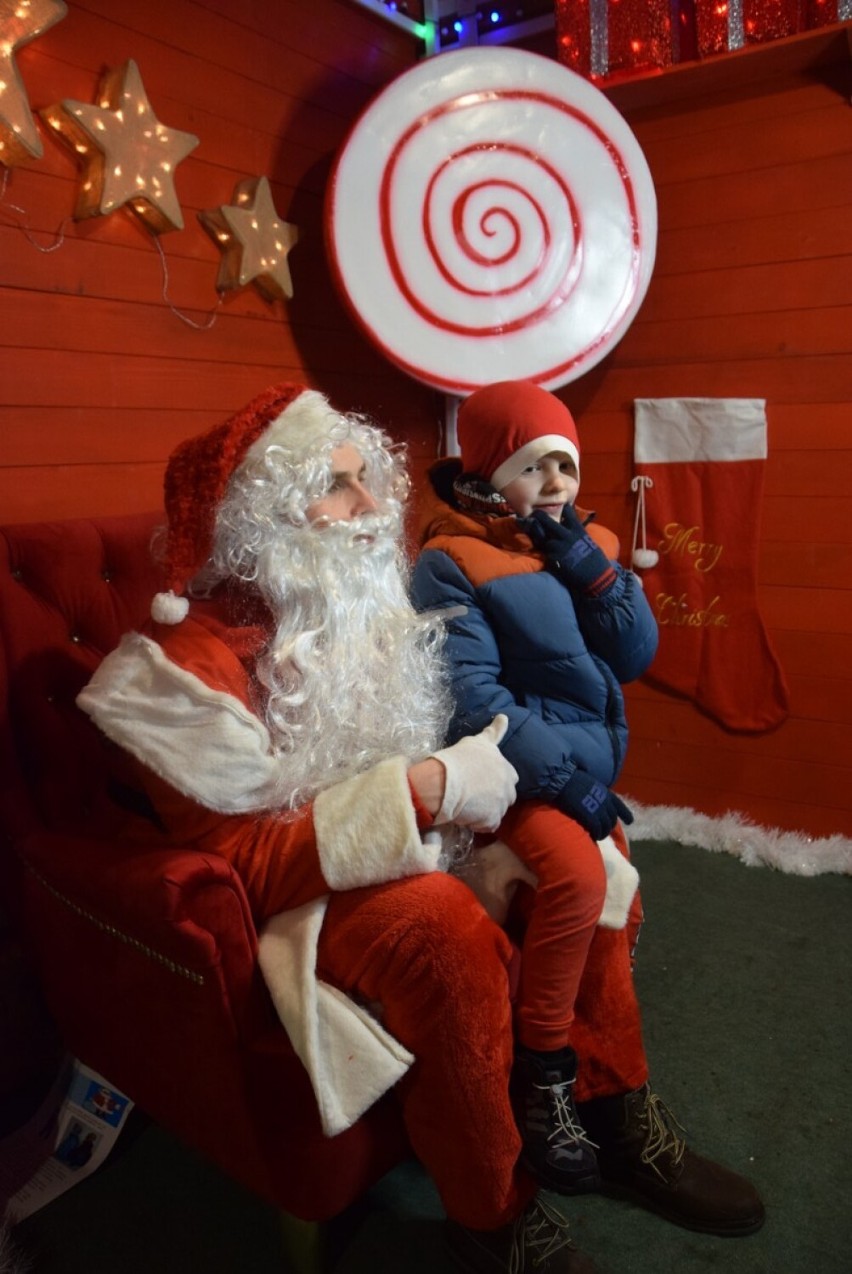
[{"x1": 326, "y1": 52, "x2": 656, "y2": 394}]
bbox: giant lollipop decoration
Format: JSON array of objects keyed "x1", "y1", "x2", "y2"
[{"x1": 326, "y1": 47, "x2": 657, "y2": 396}]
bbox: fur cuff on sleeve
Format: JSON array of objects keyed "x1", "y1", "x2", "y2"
[{"x1": 313, "y1": 757, "x2": 440, "y2": 890}]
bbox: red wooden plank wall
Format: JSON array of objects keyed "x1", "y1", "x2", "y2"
[
  {"x1": 2, "y1": 4, "x2": 849, "y2": 845},
  {"x1": 559, "y1": 28, "x2": 852, "y2": 841},
  {"x1": 0, "y1": 0, "x2": 443, "y2": 523}
]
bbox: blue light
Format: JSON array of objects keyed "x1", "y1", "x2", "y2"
[
  {"x1": 491, "y1": 9, "x2": 500, "y2": 21},
  {"x1": 454, "y1": 20, "x2": 463, "y2": 33}
]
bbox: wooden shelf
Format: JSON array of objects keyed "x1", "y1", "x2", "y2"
[{"x1": 602, "y1": 20, "x2": 852, "y2": 115}]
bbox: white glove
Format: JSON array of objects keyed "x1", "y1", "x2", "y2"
[{"x1": 431, "y1": 715, "x2": 519, "y2": 832}]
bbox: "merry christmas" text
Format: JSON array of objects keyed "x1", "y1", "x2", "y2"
[
  {"x1": 655, "y1": 593, "x2": 729, "y2": 627},
  {"x1": 658, "y1": 522, "x2": 723, "y2": 573}
]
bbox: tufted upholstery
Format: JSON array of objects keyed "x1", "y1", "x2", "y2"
[
  {"x1": 0, "y1": 513, "x2": 407, "y2": 1220},
  {"x1": 0, "y1": 514, "x2": 165, "y2": 842}
]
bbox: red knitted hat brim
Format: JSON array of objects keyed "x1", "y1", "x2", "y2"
[{"x1": 457, "y1": 380, "x2": 580, "y2": 490}]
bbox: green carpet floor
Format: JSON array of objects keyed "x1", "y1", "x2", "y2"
[{"x1": 9, "y1": 840, "x2": 852, "y2": 1273}]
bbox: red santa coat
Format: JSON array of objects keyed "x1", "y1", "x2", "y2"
[{"x1": 77, "y1": 602, "x2": 443, "y2": 1135}]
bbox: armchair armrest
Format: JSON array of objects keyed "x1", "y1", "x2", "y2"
[{"x1": 15, "y1": 830, "x2": 269, "y2": 1043}]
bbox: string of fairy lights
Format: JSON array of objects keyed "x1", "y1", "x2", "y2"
[
  {"x1": 0, "y1": 0, "x2": 299, "y2": 327},
  {"x1": 3, "y1": 0, "x2": 849, "y2": 323},
  {"x1": 351, "y1": 0, "x2": 556, "y2": 52}
]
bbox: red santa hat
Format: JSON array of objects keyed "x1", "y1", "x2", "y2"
[
  {"x1": 457, "y1": 380, "x2": 580, "y2": 491},
  {"x1": 151, "y1": 382, "x2": 328, "y2": 624}
]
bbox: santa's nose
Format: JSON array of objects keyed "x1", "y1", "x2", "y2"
[{"x1": 351, "y1": 481, "x2": 378, "y2": 514}]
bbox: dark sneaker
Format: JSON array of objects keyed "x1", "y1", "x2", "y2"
[
  {"x1": 577, "y1": 1084, "x2": 765, "y2": 1236},
  {"x1": 511, "y1": 1046, "x2": 601, "y2": 1194},
  {"x1": 445, "y1": 1195, "x2": 600, "y2": 1273}
]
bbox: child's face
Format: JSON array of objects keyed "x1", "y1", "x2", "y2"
[{"x1": 499, "y1": 452, "x2": 579, "y2": 521}]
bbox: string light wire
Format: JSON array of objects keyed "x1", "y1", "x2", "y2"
[
  {"x1": 0, "y1": 166, "x2": 70, "y2": 253},
  {"x1": 148, "y1": 224, "x2": 222, "y2": 330}
]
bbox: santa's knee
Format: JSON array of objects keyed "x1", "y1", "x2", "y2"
[
  {"x1": 322, "y1": 872, "x2": 514, "y2": 1025},
  {"x1": 384, "y1": 873, "x2": 512, "y2": 984},
  {"x1": 376, "y1": 875, "x2": 516, "y2": 1054}
]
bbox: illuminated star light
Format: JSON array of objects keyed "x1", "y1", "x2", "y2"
[
  {"x1": 0, "y1": 0, "x2": 67, "y2": 166},
  {"x1": 199, "y1": 175, "x2": 299, "y2": 302},
  {"x1": 41, "y1": 58, "x2": 199, "y2": 233}
]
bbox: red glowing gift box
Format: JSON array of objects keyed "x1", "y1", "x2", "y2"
[
  {"x1": 695, "y1": 1, "x2": 804, "y2": 57},
  {"x1": 555, "y1": 1, "x2": 680, "y2": 81},
  {"x1": 555, "y1": 0, "x2": 850, "y2": 81}
]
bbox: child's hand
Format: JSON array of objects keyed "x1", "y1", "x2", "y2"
[
  {"x1": 557, "y1": 768, "x2": 633, "y2": 840},
  {"x1": 521, "y1": 509, "x2": 614, "y2": 595}
]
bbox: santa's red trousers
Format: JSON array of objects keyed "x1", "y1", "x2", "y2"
[{"x1": 316, "y1": 832, "x2": 647, "y2": 1231}]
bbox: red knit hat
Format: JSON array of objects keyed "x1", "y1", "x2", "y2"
[
  {"x1": 151, "y1": 382, "x2": 312, "y2": 623},
  {"x1": 457, "y1": 380, "x2": 580, "y2": 490}
]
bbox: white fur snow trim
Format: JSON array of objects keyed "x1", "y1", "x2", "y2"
[
  {"x1": 625, "y1": 798, "x2": 852, "y2": 877},
  {"x1": 313, "y1": 756, "x2": 440, "y2": 890},
  {"x1": 150, "y1": 591, "x2": 190, "y2": 624},
  {"x1": 596, "y1": 835, "x2": 640, "y2": 929},
  {"x1": 258, "y1": 899, "x2": 413, "y2": 1137},
  {"x1": 77, "y1": 633, "x2": 283, "y2": 814}
]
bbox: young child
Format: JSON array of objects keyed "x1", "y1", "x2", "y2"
[{"x1": 411, "y1": 378, "x2": 659, "y2": 1196}]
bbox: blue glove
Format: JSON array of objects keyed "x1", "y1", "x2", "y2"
[
  {"x1": 557, "y1": 768, "x2": 634, "y2": 840},
  {"x1": 522, "y1": 507, "x2": 615, "y2": 595}
]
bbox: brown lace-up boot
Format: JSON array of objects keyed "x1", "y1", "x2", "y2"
[
  {"x1": 445, "y1": 1194, "x2": 600, "y2": 1274},
  {"x1": 576, "y1": 1084, "x2": 765, "y2": 1236}
]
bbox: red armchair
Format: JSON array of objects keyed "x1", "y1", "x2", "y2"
[{"x1": 0, "y1": 513, "x2": 408, "y2": 1220}]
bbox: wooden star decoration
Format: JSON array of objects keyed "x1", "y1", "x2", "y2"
[
  {"x1": 0, "y1": 0, "x2": 67, "y2": 167},
  {"x1": 199, "y1": 175, "x2": 299, "y2": 303},
  {"x1": 41, "y1": 58, "x2": 199, "y2": 233}
]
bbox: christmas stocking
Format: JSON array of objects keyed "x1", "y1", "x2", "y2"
[{"x1": 632, "y1": 397, "x2": 788, "y2": 732}]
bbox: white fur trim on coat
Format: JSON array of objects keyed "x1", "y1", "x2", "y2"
[
  {"x1": 313, "y1": 757, "x2": 441, "y2": 890},
  {"x1": 258, "y1": 898, "x2": 414, "y2": 1137},
  {"x1": 76, "y1": 632, "x2": 284, "y2": 814},
  {"x1": 78, "y1": 633, "x2": 433, "y2": 1134},
  {"x1": 597, "y1": 835, "x2": 640, "y2": 929}
]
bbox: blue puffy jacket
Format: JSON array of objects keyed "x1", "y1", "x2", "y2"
[{"x1": 411, "y1": 460, "x2": 658, "y2": 801}]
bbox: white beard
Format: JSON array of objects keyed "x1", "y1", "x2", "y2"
[{"x1": 253, "y1": 511, "x2": 451, "y2": 810}]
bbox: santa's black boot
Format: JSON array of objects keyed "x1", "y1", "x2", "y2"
[
  {"x1": 510, "y1": 1046, "x2": 601, "y2": 1195},
  {"x1": 577, "y1": 1084, "x2": 765, "y2": 1236}
]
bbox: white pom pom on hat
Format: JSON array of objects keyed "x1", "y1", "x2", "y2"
[{"x1": 150, "y1": 590, "x2": 191, "y2": 625}]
